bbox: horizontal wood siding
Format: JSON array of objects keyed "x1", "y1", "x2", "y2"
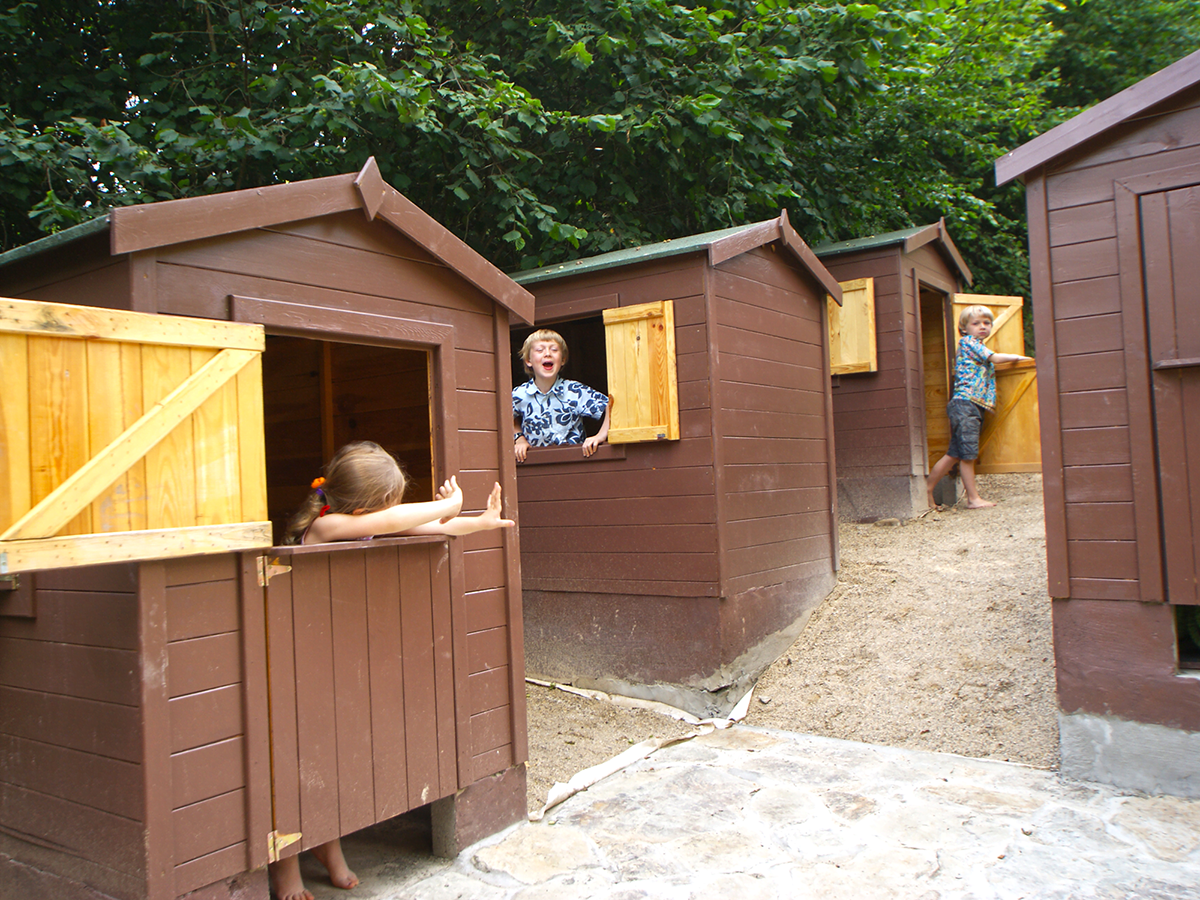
[
  {"x1": 711, "y1": 249, "x2": 835, "y2": 596},
  {"x1": 819, "y1": 249, "x2": 919, "y2": 477},
  {"x1": 516, "y1": 256, "x2": 719, "y2": 599},
  {"x1": 1033, "y1": 102, "x2": 1200, "y2": 601},
  {"x1": 0, "y1": 565, "x2": 145, "y2": 882}
]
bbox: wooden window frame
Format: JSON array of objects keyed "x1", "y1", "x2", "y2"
[{"x1": 828, "y1": 277, "x2": 877, "y2": 375}]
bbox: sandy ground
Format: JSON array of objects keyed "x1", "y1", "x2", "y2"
[{"x1": 525, "y1": 473, "x2": 1057, "y2": 814}]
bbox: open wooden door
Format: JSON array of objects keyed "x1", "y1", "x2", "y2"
[
  {"x1": 0, "y1": 298, "x2": 271, "y2": 573},
  {"x1": 951, "y1": 294, "x2": 1042, "y2": 474}
]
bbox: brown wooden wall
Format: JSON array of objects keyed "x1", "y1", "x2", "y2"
[
  {"x1": 0, "y1": 565, "x2": 146, "y2": 900},
  {"x1": 709, "y1": 249, "x2": 836, "y2": 603},
  {"x1": 1029, "y1": 89, "x2": 1200, "y2": 731}
]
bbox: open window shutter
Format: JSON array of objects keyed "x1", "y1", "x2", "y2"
[
  {"x1": 603, "y1": 300, "x2": 679, "y2": 443},
  {"x1": 952, "y1": 294, "x2": 1026, "y2": 356},
  {"x1": 828, "y1": 277, "x2": 877, "y2": 374},
  {"x1": 0, "y1": 297, "x2": 270, "y2": 573}
]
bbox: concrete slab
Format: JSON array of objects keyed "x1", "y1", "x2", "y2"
[{"x1": 307, "y1": 726, "x2": 1200, "y2": 899}]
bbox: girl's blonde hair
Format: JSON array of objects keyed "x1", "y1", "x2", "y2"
[
  {"x1": 958, "y1": 305, "x2": 994, "y2": 334},
  {"x1": 518, "y1": 328, "x2": 568, "y2": 370},
  {"x1": 284, "y1": 441, "x2": 408, "y2": 543}
]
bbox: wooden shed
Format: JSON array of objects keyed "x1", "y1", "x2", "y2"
[
  {"x1": 813, "y1": 222, "x2": 1040, "y2": 521},
  {"x1": 0, "y1": 160, "x2": 533, "y2": 899},
  {"x1": 996, "y1": 48, "x2": 1200, "y2": 797},
  {"x1": 509, "y1": 213, "x2": 842, "y2": 717}
]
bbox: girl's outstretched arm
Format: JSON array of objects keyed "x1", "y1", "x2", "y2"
[
  {"x1": 406, "y1": 482, "x2": 515, "y2": 536},
  {"x1": 304, "y1": 477, "x2": 464, "y2": 543}
]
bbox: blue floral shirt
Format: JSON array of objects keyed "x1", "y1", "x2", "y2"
[
  {"x1": 513, "y1": 378, "x2": 609, "y2": 447},
  {"x1": 952, "y1": 334, "x2": 996, "y2": 411}
]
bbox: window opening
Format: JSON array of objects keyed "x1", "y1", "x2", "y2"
[
  {"x1": 510, "y1": 315, "x2": 609, "y2": 439},
  {"x1": 1178, "y1": 606, "x2": 1200, "y2": 670},
  {"x1": 262, "y1": 335, "x2": 433, "y2": 545}
]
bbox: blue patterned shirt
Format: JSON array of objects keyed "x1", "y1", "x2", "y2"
[
  {"x1": 513, "y1": 378, "x2": 609, "y2": 447},
  {"x1": 952, "y1": 334, "x2": 996, "y2": 411}
]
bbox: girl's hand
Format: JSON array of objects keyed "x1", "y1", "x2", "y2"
[
  {"x1": 436, "y1": 476, "x2": 463, "y2": 522},
  {"x1": 480, "y1": 482, "x2": 515, "y2": 530}
]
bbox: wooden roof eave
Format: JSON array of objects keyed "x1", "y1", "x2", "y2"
[
  {"x1": 995, "y1": 47, "x2": 1200, "y2": 186},
  {"x1": 707, "y1": 211, "x2": 842, "y2": 304},
  {"x1": 902, "y1": 218, "x2": 973, "y2": 287},
  {"x1": 107, "y1": 158, "x2": 534, "y2": 325}
]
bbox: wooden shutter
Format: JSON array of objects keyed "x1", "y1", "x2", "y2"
[
  {"x1": 603, "y1": 300, "x2": 679, "y2": 443},
  {"x1": 952, "y1": 294, "x2": 1025, "y2": 355},
  {"x1": 0, "y1": 298, "x2": 270, "y2": 573},
  {"x1": 828, "y1": 277, "x2": 877, "y2": 374}
]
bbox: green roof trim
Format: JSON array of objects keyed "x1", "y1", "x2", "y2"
[
  {"x1": 0, "y1": 214, "x2": 110, "y2": 270},
  {"x1": 512, "y1": 220, "x2": 774, "y2": 285},
  {"x1": 810, "y1": 225, "x2": 928, "y2": 257}
]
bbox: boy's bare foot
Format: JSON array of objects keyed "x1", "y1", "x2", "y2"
[
  {"x1": 269, "y1": 856, "x2": 314, "y2": 900},
  {"x1": 313, "y1": 839, "x2": 359, "y2": 890},
  {"x1": 965, "y1": 499, "x2": 996, "y2": 509}
]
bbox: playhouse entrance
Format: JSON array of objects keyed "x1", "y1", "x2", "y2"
[
  {"x1": 921, "y1": 286, "x2": 953, "y2": 473},
  {"x1": 262, "y1": 335, "x2": 435, "y2": 544},
  {"x1": 256, "y1": 334, "x2": 459, "y2": 859}
]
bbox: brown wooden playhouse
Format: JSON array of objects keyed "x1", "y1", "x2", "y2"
[
  {"x1": 509, "y1": 213, "x2": 842, "y2": 717},
  {"x1": 813, "y1": 221, "x2": 1041, "y2": 521},
  {"x1": 996, "y1": 48, "x2": 1200, "y2": 796},
  {"x1": 0, "y1": 160, "x2": 533, "y2": 899}
]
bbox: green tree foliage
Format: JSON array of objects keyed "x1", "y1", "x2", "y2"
[
  {"x1": 1035, "y1": 0, "x2": 1200, "y2": 115},
  {"x1": 0, "y1": 0, "x2": 1196, "y2": 307}
]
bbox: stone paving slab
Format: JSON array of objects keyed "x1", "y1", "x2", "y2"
[{"x1": 307, "y1": 726, "x2": 1200, "y2": 900}]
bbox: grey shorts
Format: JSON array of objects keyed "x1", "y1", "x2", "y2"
[{"x1": 946, "y1": 398, "x2": 985, "y2": 461}]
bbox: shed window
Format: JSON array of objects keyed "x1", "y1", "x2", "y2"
[
  {"x1": 828, "y1": 277, "x2": 877, "y2": 375},
  {"x1": 510, "y1": 299, "x2": 680, "y2": 448}
]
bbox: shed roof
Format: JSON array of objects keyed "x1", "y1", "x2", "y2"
[
  {"x1": 995, "y1": 47, "x2": 1200, "y2": 186},
  {"x1": 513, "y1": 210, "x2": 843, "y2": 303},
  {"x1": 811, "y1": 218, "x2": 973, "y2": 285},
  {"x1": 0, "y1": 158, "x2": 534, "y2": 324}
]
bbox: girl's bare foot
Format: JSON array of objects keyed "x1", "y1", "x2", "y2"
[
  {"x1": 312, "y1": 839, "x2": 359, "y2": 890},
  {"x1": 269, "y1": 856, "x2": 314, "y2": 900},
  {"x1": 966, "y1": 498, "x2": 996, "y2": 509}
]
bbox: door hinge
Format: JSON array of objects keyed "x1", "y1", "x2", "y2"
[
  {"x1": 0, "y1": 574, "x2": 18, "y2": 591},
  {"x1": 267, "y1": 830, "x2": 302, "y2": 863},
  {"x1": 257, "y1": 556, "x2": 292, "y2": 586}
]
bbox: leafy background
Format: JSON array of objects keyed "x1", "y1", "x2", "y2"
[{"x1": 3, "y1": 0, "x2": 1198, "y2": 341}]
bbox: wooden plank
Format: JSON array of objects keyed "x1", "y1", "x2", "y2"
[
  {"x1": 264, "y1": 558, "x2": 301, "y2": 850},
  {"x1": 329, "y1": 552, "x2": 375, "y2": 835},
  {"x1": 365, "y1": 547, "x2": 408, "y2": 821},
  {"x1": 0, "y1": 732, "x2": 141, "y2": 819},
  {"x1": 0, "y1": 781, "x2": 144, "y2": 877},
  {"x1": 520, "y1": 551, "x2": 719, "y2": 584},
  {"x1": 1053, "y1": 274, "x2": 1122, "y2": 320},
  {"x1": 138, "y1": 561, "x2": 174, "y2": 900},
  {"x1": 468, "y1": 666, "x2": 510, "y2": 716},
  {"x1": 1061, "y1": 427, "x2": 1130, "y2": 467},
  {"x1": 0, "y1": 333, "x2": 31, "y2": 535},
  {"x1": 1055, "y1": 313, "x2": 1125, "y2": 357},
  {"x1": 171, "y1": 737, "x2": 245, "y2": 809},
  {"x1": 0, "y1": 589, "x2": 137, "y2": 647},
  {"x1": 237, "y1": 552, "x2": 271, "y2": 871},
  {"x1": 0, "y1": 296, "x2": 265, "y2": 350},
  {"x1": 432, "y1": 543, "x2": 461, "y2": 794},
  {"x1": 0, "y1": 638, "x2": 138, "y2": 705},
  {"x1": 169, "y1": 683, "x2": 243, "y2": 753},
  {"x1": 1065, "y1": 502, "x2": 1137, "y2": 541},
  {"x1": 0, "y1": 522, "x2": 272, "y2": 574},
  {"x1": 469, "y1": 706, "x2": 511, "y2": 757},
  {"x1": 291, "y1": 554, "x2": 340, "y2": 850},
  {"x1": 464, "y1": 587, "x2": 509, "y2": 633},
  {"x1": 167, "y1": 632, "x2": 242, "y2": 699},
  {"x1": 166, "y1": 579, "x2": 239, "y2": 643},
  {"x1": 1067, "y1": 540, "x2": 1139, "y2": 581},
  {"x1": 173, "y1": 843, "x2": 248, "y2": 898},
  {"x1": 471, "y1": 744, "x2": 514, "y2": 783},
  {"x1": 400, "y1": 547, "x2": 439, "y2": 808},
  {"x1": 521, "y1": 523, "x2": 718, "y2": 556},
  {"x1": 1059, "y1": 389, "x2": 1129, "y2": 429},
  {"x1": 0, "y1": 685, "x2": 141, "y2": 761},
  {"x1": 1063, "y1": 464, "x2": 1134, "y2": 503},
  {"x1": 28, "y1": 334, "x2": 92, "y2": 535},
  {"x1": 172, "y1": 789, "x2": 247, "y2": 865}
]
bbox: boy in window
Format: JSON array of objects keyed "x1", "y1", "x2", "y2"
[{"x1": 513, "y1": 329, "x2": 610, "y2": 462}]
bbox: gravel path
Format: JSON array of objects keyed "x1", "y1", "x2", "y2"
[{"x1": 526, "y1": 473, "x2": 1056, "y2": 813}]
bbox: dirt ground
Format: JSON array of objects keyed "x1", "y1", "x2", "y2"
[{"x1": 524, "y1": 473, "x2": 1057, "y2": 814}]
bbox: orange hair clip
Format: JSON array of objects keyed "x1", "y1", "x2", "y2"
[{"x1": 311, "y1": 477, "x2": 326, "y2": 490}]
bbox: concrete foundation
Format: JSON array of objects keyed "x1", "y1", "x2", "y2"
[
  {"x1": 1059, "y1": 711, "x2": 1200, "y2": 799},
  {"x1": 836, "y1": 474, "x2": 930, "y2": 522}
]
